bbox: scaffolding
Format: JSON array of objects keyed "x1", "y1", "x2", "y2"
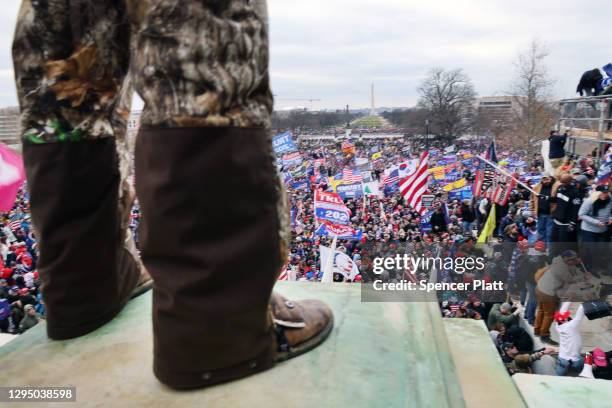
[
  {"x1": 0, "y1": 108, "x2": 20, "y2": 146},
  {"x1": 557, "y1": 95, "x2": 611, "y2": 161}
]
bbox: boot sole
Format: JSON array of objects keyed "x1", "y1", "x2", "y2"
[
  {"x1": 273, "y1": 314, "x2": 334, "y2": 363},
  {"x1": 131, "y1": 279, "x2": 153, "y2": 299}
]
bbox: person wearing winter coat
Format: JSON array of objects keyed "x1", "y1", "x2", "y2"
[
  {"x1": 18, "y1": 304, "x2": 39, "y2": 333},
  {"x1": 534, "y1": 251, "x2": 583, "y2": 344},
  {"x1": 430, "y1": 207, "x2": 448, "y2": 234},
  {"x1": 487, "y1": 302, "x2": 519, "y2": 330},
  {"x1": 576, "y1": 68, "x2": 603, "y2": 96},
  {"x1": 578, "y1": 185, "x2": 611, "y2": 274},
  {"x1": 460, "y1": 200, "x2": 476, "y2": 235}
]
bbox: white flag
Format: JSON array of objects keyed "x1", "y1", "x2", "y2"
[
  {"x1": 319, "y1": 246, "x2": 360, "y2": 280},
  {"x1": 541, "y1": 140, "x2": 554, "y2": 176}
]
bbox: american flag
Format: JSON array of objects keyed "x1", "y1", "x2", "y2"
[
  {"x1": 399, "y1": 152, "x2": 429, "y2": 213},
  {"x1": 381, "y1": 169, "x2": 399, "y2": 185},
  {"x1": 342, "y1": 168, "x2": 363, "y2": 183},
  {"x1": 8, "y1": 215, "x2": 22, "y2": 232}
]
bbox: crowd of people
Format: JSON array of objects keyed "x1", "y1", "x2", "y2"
[
  {"x1": 0, "y1": 187, "x2": 43, "y2": 335},
  {"x1": 279, "y1": 127, "x2": 611, "y2": 378}
]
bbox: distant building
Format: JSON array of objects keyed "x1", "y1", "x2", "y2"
[
  {"x1": 0, "y1": 107, "x2": 21, "y2": 146},
  {"x1": 475, "y1": 96, "x2": 526, "y2": 131},
  {"x1": 0, "y1": 108, "x2": 144, "y2": 149}
]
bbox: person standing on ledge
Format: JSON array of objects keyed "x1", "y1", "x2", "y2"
[
  {"x1": 548, "y1": 131, "x2": 567, "y2": 171},
  {"x1": 12, "y1": 0, "x2": 333, "y2": 390}
]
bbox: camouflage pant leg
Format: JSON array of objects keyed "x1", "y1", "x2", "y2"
[
  {"x1": 131, "y1": 0, "x2": 273, "y2": 128},
  {"x1": 12, "y1": 0, "x2": 143, "y2": 274},
  {"x1": 130, "y1": 0, "x2": 287, "y2": 259},
  {"x1": 13, "y1": 0, "x2": 133, "y2": 143},
  {"x1": 13, "y1": 0, "x2": 283, "y2": 268}
]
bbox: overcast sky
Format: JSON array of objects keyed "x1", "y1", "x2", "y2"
[{"x1": 0, "y1": 0, "x2": 610, "y2": 110}]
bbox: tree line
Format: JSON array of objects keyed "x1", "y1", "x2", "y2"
[{"x1": 272, "y1": 40, "x2": 557, "y2": 150}]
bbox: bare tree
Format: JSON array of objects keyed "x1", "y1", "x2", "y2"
[
  {"x1": 508, "y1": 40, "x2": 556, "y2": 151},
  {"x1": 473, "y1": 108, "x2": 505, "y2": 140},
  {"x1": 417, "y1": 68, "x2": 477, "y2": 140}
]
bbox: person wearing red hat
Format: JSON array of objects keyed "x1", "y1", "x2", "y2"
[
  {"x1": 0, "y1": 267, "x2": 12, "y2": 281},
  {"x1": 534, "y1": 240, "x2": 547, "y2": 252},
  {"x1": 592, "y1": 347, "x2": 612, "y2": 380}
]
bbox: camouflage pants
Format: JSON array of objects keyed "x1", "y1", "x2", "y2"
[
  {"x1": 13, "y1": 0, "x2": 273, "y2": 144},
  {"x1": 12, "y1": 0, "x2": 276, "y2": 283}
]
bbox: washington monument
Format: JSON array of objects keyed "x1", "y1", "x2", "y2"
[{"x1": 370, "y1": 83, "x2": 376, "y2": 115}]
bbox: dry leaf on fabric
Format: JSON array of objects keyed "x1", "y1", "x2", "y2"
[{"x1": 44, "y1": 44, "x2": 117, "y2": 107}]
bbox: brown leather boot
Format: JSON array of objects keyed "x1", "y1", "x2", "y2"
[
  {"x1": 134, "y1": 127, "x2": 333, "y2": 390},
  {"x1": 23, "y1": 139, "x2": 149, "y2": 340},
  {"x1": 270, "y1": 293, "x2": 334, "y2": 363}
]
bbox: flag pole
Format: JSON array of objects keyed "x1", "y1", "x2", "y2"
[
  {"x1": 362, "y1": 180, "x2": 366, "y2": 215},
  {"x1": 478, "y1": 156, "x2": 540, "y2": 196},
  {"x1": 321, "y1": 236, "x2": 338, "y2": 283}
]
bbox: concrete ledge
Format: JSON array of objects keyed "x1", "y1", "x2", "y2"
[
  {"x1": 513, "y1": 374, "x2": 612, "y2": 408},
  {"x1": 0, "y1": 283, "x2": 466, "y2": 408},
  {"x1": 443, "y1": 319, "x2": 526, "y2": 408}
]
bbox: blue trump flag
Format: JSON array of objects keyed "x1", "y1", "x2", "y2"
[
  {"x1": 273, "y1": 131, "x2": 297, "y2": 154},
  {"x1": 448, "y1": 186, "x2": 473, "y2": 201},
  {"x1": 420, "y1": 210, "x2": 433, "y2": 232},
  {"x1": 336, "y1": 183, "x2": 364, "y2": 199}
]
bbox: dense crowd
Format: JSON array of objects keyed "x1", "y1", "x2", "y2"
[
  {"x1": 280, "y1": 129, "x2": 611, "y2": 378},
  {"x1": 284, "y1": 133, "x2": 610, "y2": 280},
  {"x1": 0, "y1": 187, "x2": 43, "y2": 335}
]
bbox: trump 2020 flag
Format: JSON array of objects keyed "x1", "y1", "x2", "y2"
[{"x1": 0, "y1": 144, "x2": 25, "y2": 212}]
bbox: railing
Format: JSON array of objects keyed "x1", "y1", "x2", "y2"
[{"x1": 557, "y1": 95, "x2": 611, "y2": 160}]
